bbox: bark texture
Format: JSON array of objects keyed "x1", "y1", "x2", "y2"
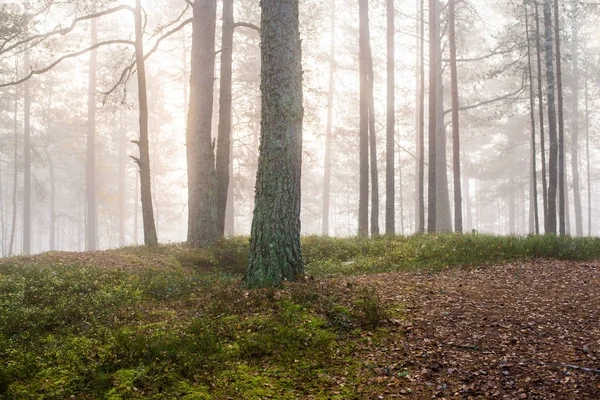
[
  {"x1": 427, "y1": 0, "x2": 438, "y2": 233},
  {"x1": 244, "y1": 0, "x2": 304, "y2": 288},
  {"x1": 415, "y1": 0, "x2": 425, "y2": 233},
  {"x1": 186, "y1": 0, "x2": 219, "y2": 247},
  {"x1": 448, "y1": 0, "x2": 462, "y2": 234}
]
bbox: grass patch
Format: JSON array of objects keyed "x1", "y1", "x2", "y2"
[{"x1": 0, "y1": 233, "x2": 598, "y2": 398}]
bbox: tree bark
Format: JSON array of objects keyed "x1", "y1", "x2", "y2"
[
  {"x1": 553, "y1": 0, "x2": 566, "y2": 236},
  {"x1": 9, "y1": 76, "x2": 18, "y2": 257},
  {"x1": 322, "y1": 0, "x2": 335, "y2": 236},
  {"x1": 584, "y1": 50, "x2": 591, "y2": 236},
  {"x1": 448, "y1": 0, "x2": 462, "y2": 233},
  {"x1": 134, "y1": 0, "x2": 158, "y2": 246},
  {"x1": 367, "y1": 31, "x2": 379, "y2": 237},
  {"x1": 358, "y1": 0, "x2": 369, "y2": 236},
  {"x1": 216, "y1": 0, "x2": 234, "y2": 238},
  {"x1": 186, "y1": 0, "x2": 219, "y2": 247},
  {"x1": 570, "y1": 0, "x2": 583, "y2": 236},
  {"x1": 534, "y1": 2, "x2": 548, "y2": 229},
  {"x1": 385, "y1": 0, "x2": 395, "y2": 235},
  {"x1": 244, "y1": 0, "x2": 304, "y2": 288},
  {"x1": 427, "y1": 0, "x2": 438, "y2": 233},
  {"x1": 543, "y1": 0, "x2": 558, "y2": 235},
  {"x1": 525, "y1": 1, "x2": 539, "y2": 234},
  {"x1": 86, "y1": 16, "x2": 97, "y2": 251}
]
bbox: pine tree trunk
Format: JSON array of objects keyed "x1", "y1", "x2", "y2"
[
  {"x1": 367, "y1": 32, "x2": 379, "y2": 237},
  {"x1": 119, "y1": 109, "x2": 127, "y2": 246},
  {"x1": 85, "y1": 17, "x2": 98, "y2": 251},
  {"x1": 323, "y1": 0, "x2": 335, "y2": 236},
  {"x1": 134, "y1": 0, "x2": 158, "y2": 246},
  {"x1": 525, "y1": 2, "x2": 540, "y2": 234},
  {"x1": 534, "y1": 2, "x2": 548, "y2": 229},
  {"x1": 570, "y1": 0, "x2": 583, "y2": 236},
  {"x1": 584, "y1": 51, "x2": 591, "y2": 236},
  {"x1": 9, "y1": 78, "x2": 18, "y2": 257},
  {"x1": 553, "y1": 0, "x2": 566, "y2": 235},
  {"x1": 358, "y1": 0, "x2": 369, "y2": 236},
  {"x1": 416, "y1": 0, "x2": 425, "y2": 234},
  {"x1": 543, "y1": 0, "x2": 558, "y2": 235},
  {"x1": 216, "y1": 0, "x2": 234, "y2": 238},
  {"x1": 448, "y1": 0, "x2": 462, "y2": 234},
  {"x1": 186, "y1": 0, "x2": 218, "y2": 246},
  {"x1": 427, "y1": 0, "x2": 438, "y2": 233},
  {"x1": 244, "y1": 0, "x2": 304, "y2": 288},
  {"x1": 47, "y1": 149, "x2": 56, "y2": 250},
  {"x1": 385, "y1": 0, "x2": 395, "y2": 235},
  {"x1": 23, "y1": 46, "x2": 31, "y2": 255}
]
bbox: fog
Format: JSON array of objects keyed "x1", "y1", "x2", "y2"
[{"x1": 0, "y1": 0, "x2": 598, "y2": 255}]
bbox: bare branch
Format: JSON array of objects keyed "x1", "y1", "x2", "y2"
[
  {"x1": 0, "y1": 39, "x2": 135, "y2": 88},
  {"x1": 443, "y1": 81, "x2": 526, "y2": 116},
  {"x1": 234, "y1": 22, "x2": 260, "y2": 33},
  {"x1": 1, "y1": 5, "x2": 135, "y2": 56}
]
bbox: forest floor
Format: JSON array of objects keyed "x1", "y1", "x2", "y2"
[
  {"x1": 356, "y1": 259, "x2": 600, "y2": 399},
  {"x1": 1, "y1": 235, "x2": 600, "y2": 399}
]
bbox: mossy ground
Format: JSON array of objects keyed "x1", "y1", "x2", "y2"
[{"x1": 0, "y1": 234, "x2": 598, "y2": 399}]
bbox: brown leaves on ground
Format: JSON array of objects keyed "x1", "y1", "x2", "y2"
[{"x1": 352, "y1": 260, "x2": 600, "y2": 399}]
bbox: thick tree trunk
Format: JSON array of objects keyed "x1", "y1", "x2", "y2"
[
  {"x1": 322, "y1": 0, "x2": 335, "y2": 236},
  {"x1": 358, "y1": 0, "x2": 369, "y2": 236},
  {"x1": 534, "y1": 2, "x2": 548, "y2": 229},
  {"x1": 244, "y1": 0, "x2": 304, "y2": 288},
  {"x1": 186, "y1": 0, "x2": 219, "y2": 246},
  {"x1": 385, "y1": 0, "x2": 395, "y2": 235},
  {"x1": 543, "y1": 0, "x2": 558, "y2": 234},
  {"x1": 119, "y1": 108, "x2": 127, "y2": 246},
  {"x1": 448, "y1": 0, "x2": 462, "y2": 234},
  {"x1": 416, "y1": 0, "x2": 425, "y2": 234},
  {"x1": 570, "y1": 0, "x2": 583, "y2": 236},
  {"x1": 525, "y1": 2, "x2": 539, "y2": 234},
  {"x1": 427, "y1": 0, "x2": 438, "y2": 233},
  {"x1": 553, "y1": 0, "x2": 566, "y2": 236},
  {"x1": 134, "y1": 0, "x2": 158, "y2": 246},
  {"x1": 216, "y1": 0, "x2": 234, "y2": 238},
  {"x1": 85, "y1": 17, "x2": 98, "y2": 251},
  {"x1": 23, "y1": 47, "x2": 31, "y2": 255}
]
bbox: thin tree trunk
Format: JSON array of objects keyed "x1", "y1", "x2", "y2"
[
  {"x1": 358, "y1": 0, "x2": 369, "y2": 236},
  {"x1": 534, "y1": 2, "x2": 548, "y2": 228},
  {"x1": 85, "y1": 16, "x2": 98, "y2": 251},
  {"x1": 570, "y1": 0, "x2": 582, "y2": 236},
  {"x1": 584, "y1": 50, "x2": 591, "y2": 236},
  {"x1": 416, "y1": 0, "x2": 425, "y2": 233},
  {"x1": 385, "y1": 0, "x2": 395, "y2": 235},
  {"x1": 463, "y1": 163, "x2": 472, "y2": 231},
  {"x1": 322, "y1": 0, "x2": 335, "y2": 236},
  {"x1": 399, "y1": 158, "x2": 405, "y2": 234},
  {"x1": 244, "y1": 0, "x2": 304, "y2": 288},
  {"x1": 46, "y1": 149, "x2": 56, "y2": 250},
  {"x1": 224, "y1": 138, "x2": 234, "y2": 236},
  {"x1": 427, "y1": 0, "x2": 438, "y2": 233},
  {"x1": 23, "y1": 46, "x2": 31, "y2": 255},
  {"x1": 525, "y1": 2, "x2": 540, "y2": 234},
  {"x1": 554, "y1": 0, "x2": 566, "y2": 235},
  {"x1": 543, "y1": 0, "x2": 558, "y2": 235},
  {"x1": 367, "y1": 33, "x2": 379, "y2": 237},
  {"x1": 216, "y1": 0, "x2": 234, "y2": 237},
  {"x1": 448, "y1": 0, "x2": 462, "y2": 233},
  {"x1": 9, "y1": 76, "x2": 18, "y2": 257},
  {"x1": 134, "y1": 0, "x2": 158, "y2": 246},
  {"x1": 134, "y1": 173, "x2": 139, "y2": 244},
  {"x1": 119, "y1": 108, "x2": 127, "y2": 246},
  {"x1": 186, "y1": 0, "x2": 219, "y2": 246}
]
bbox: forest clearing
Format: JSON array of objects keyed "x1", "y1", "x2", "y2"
[{"x1": 1, "y1": 234, "x2": 599, "y2": 399}]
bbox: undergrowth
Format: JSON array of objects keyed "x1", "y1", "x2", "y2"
[{"x1": 0, "y1": 233, "x2": 598, "y2": 398}]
